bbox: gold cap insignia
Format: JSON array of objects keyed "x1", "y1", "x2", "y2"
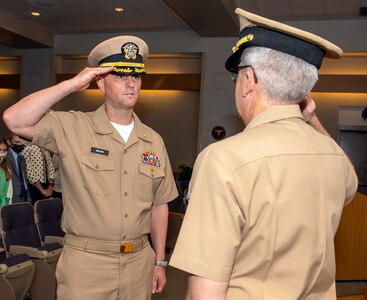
[{"x1": 122, "y1": 42, "x2": 138, "y2": 60}]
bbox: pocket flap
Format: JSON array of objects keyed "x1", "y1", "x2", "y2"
[
  {"x1": 82, "y1": 154, "x2": 114, "y2": 171},
  {"x1": 139, "y1": 163, "x2": 164, "y2": 179}
]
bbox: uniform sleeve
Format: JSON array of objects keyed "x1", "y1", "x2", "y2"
[
  {"x1": 32, "y1": 110, "x2": 76, "y2": 155},
  {"x1": 169, "y1": 146, "x2": 245, "y2": 282},
  {"x1": 344, "y1": 158, "x2": 359, "y2": 205}
]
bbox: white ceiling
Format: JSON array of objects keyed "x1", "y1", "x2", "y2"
[{"x1": 0, "y1": 0, "x2": 366, "y2": 48}]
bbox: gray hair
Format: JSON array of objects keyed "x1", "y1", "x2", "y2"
[{"x1": 240, "y1": 47, "x2": 318, "y2": 104}]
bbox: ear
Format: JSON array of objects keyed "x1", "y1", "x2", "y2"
[
  {"x1": 96, "y1": 76, "x2": 105, "y2": 93},
  {"x1": 243, "y1": 67, "x2": 256, "y2": 97}
]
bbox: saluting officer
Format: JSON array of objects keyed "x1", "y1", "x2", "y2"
[{"x1": 3, "y1": 35, "x2": 178, "y2": 300}]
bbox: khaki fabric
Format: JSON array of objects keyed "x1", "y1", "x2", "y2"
[
  {"x1": 56, "y1": 242, "x2": 155, "y2": 300},
  {"x1": 170, "y1": 105, "x2": 358, "y2": 299},
  {"x1": 33, "y1": 104, "x2": 178, "y2": 241},
  {"x1": 33, "y1": 104, "x2": 177, "y2": 298}
]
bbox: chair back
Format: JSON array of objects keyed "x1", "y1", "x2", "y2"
[
  {"x1": 168, "y1": 190, "x2": 186, "y2": 213},
  {"x1": 34, "y1": 198, "x2": 64, "y2": 242},
  {"x1": 0, "y1": 203, "x2": 41, "y2": 250}
]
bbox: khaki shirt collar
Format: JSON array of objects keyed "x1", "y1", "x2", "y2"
[
  {"x1": 92, "y1": 104, "x2": 153, "y2": 143},
  {"x1": 245, "y1": 104, "x2": 305, "y2": 132}
]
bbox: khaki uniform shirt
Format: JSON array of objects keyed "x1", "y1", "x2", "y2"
[
  {"x1": 33, "y1": 105, "x2": 178, "y2": 241},
  {"x1": 170, "y1": 105, "x2": 358, "y2": 299}
]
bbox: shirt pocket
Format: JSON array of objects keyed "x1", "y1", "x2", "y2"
[
  {"x1": 81, "y1": 154, "x2": 115, "y2": 196},
  {"x1": 138, "y1": 163, "x2": 165, "y2": 202}
]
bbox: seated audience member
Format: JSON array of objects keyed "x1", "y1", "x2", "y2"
[
  {"x1": 21, "y1": 144, "x2": 55, "y2": 204},
  {"x1": 6, "y1": 133, "x2": 31, "y2": 203},
  {"x1": 0, "y1": 138, "x2": 12, "y2": 206}
]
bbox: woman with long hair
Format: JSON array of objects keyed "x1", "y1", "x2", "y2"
[{"x1": 0, "y1": 137, "x2": 12, "y2": 206}]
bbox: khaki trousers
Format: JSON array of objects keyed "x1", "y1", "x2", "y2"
[{"x1": 56, "y1": 241, "x2": 155, "y2": 300}]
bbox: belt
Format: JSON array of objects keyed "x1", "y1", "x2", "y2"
[{"x1": 64, "y1": 234, "x2": 148, "y2": 253}]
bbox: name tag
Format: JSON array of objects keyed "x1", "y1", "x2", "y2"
[{"x1": 91, "y1": 147, "x2": 109, "y2": 156}]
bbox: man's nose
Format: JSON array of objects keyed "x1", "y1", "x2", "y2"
[{"x1": 126, "y1": 76, "x2": 135, "y2": 86}]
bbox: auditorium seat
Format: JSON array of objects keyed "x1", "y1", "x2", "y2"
[
  {"x1": 34, "y1": 198, "x2": 64, "y2": 246},
  {"x1": 0, "y1": 202, "x2": 62, "y2": 300},
  {"x1": 0, "y1": 252, "x2": 34, "y2": 300}
]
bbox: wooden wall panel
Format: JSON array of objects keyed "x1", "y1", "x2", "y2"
[
  {"x1": 335, "y1": 192, "x2": 367, "y2": 280},
  {"x1": 0, "y1": 74, "x2": 20, "y2": 89},
  {"x1": 56, "y1": 74, "x2": 201, "y2": 91},
  {"x1": 314, "y1": 75, "x2": 367, "y2": 93}
]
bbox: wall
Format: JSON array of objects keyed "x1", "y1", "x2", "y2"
[
  {"x1": 311, "y1": 53, "x2": 367, "y2": 139},
  {"x1": 0, "y1": 56, "x2": 20, "y2": 137},
  {"x1": 0, "y1": 89, "x2": 19, "y2": 137},
  {"x1": 1, "y1": 18, "x2": 367, "y2": 155}
]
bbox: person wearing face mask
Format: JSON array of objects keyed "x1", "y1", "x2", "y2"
[
  {"x1": 0, "y1": 137, "x2": 12, "y2": 206},
  {"x1": 6, "y1": 132, "x2": 31, "y2": 203}
]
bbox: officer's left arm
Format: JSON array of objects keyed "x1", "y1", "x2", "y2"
[{"x1": 150, "y1": 203, "x2": 169, "y2": 294}]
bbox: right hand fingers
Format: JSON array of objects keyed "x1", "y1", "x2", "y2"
[{"x1": 73, "y1": 66, "x2": 114, "y2": 91}]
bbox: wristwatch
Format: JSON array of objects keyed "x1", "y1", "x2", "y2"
[{"x1": 154, "y1": 260, "x2": 168, "y2": 268}]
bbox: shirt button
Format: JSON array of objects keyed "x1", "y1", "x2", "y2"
[
  {"x1": 124, "y1": 213, "x2": 128, "y2": 218},
  {"x1": 124, "y1": 150, "x2": 127, "y2": 154},
  {"x1": 124, "y1": 192, "x2": 128, "y2": 196},
  {"x1": 124, "y1": 171, "x2": 128, "y2": 175},
  {"x1": 122, "y1": 235, "x2": 126, "y2": 239}
]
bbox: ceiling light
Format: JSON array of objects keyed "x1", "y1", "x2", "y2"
[
  {"x1": 31, "y1": 11, "x2": 41, "y2": 16},
  {"x1": 115, "y1": 7, "x2": 124, "y2": 12}
]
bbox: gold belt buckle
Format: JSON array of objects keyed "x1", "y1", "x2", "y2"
[{"x1": 120, "y1": 242, "x2": 133, "y2": 253}]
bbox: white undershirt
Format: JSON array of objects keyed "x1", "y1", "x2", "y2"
[{"x1": 111, "y1": 120, "x2": 135, "y2": 143}]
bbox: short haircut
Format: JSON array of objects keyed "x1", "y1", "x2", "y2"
[{"x1": 240, "y1": 46, "x2": 318, "y2": 104}]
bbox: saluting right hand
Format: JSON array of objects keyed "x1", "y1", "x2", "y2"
[{"x1": 70, "y1": 66, "x2": 114, "y2": 92}]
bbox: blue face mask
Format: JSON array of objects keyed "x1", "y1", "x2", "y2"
[{"x1": 11, "y1": 144, "x2": 25, "y2": 153}]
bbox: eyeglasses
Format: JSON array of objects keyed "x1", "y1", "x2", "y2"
[{"x1": 231, "y1": 65, "x2": 258, "y2": 84}]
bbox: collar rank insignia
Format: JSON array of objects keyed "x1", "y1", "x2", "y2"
[
  {"x1": 141, "y1": 150, "x2": 160, "y2": 167},
  {"x1": 122, "y1": 42, "x2": 138, "y2": 60}
]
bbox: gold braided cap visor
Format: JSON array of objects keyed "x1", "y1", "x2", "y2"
[{"x1": 99, "y1": 62, "x2": 146, "y2": 74}]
